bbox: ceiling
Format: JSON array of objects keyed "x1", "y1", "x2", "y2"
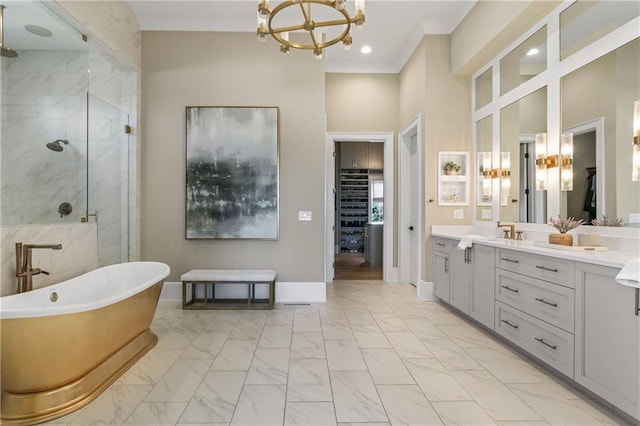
[{"x1": 123, "y1": 0, "x2": 477, "y2": 73}]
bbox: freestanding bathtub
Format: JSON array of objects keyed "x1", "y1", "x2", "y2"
[{"x1": 0, "y1": 261, "x2": 170, "y2": 425}]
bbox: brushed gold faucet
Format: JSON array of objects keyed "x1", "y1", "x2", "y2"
[
  {"x1": 15, "y1": 242, "x2": 63, "y2": 293},
  {"x1": 496, "y1": 222, "x2": 516, "y2": 240}
]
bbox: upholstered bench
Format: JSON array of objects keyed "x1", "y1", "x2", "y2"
[{"x1": 180, "y1": 269, "x2": 276, "y2": 310}]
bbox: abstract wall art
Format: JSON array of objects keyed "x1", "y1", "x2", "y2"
[{"x1": 185, "y1": 106, "x2": 279, "y2": 239}]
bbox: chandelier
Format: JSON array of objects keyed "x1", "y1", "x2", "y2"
[{"x1": 257, "y1": 0, "x2": 365, "y2": 59}]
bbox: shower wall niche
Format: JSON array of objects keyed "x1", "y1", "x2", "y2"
[{"x1": 0, "y1": 0, "x2": 136, "y2": 268}]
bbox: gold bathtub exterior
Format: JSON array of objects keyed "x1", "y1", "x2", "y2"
[{"x1": 0, "y1": 281, "x2": 164, "y2": 425}]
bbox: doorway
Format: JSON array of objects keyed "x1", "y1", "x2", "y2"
[
  {"x1": 324, "y1": 132, "x2": 395, "y2": 283},
  {"x1": 398, "y1": 117, "x2": 422, "y2": 286}
]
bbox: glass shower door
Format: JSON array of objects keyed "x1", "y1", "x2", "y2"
[{"x1": 87, "y1": 93, "x2": 130, "y2": 266}]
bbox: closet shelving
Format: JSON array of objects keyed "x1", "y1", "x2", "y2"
[{"x1": 339, "y1": 169, "x2": 369, "y2": 254}]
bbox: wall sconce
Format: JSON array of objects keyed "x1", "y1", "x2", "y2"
[
  {"x1": 560, "y1": 133, "x2": 574, "y2": 191},
  {"x1": 535, "y1": 133, "x2": 549, "y2": 190},
  {"x1": 500, "y1": 151, "x2": 511, "y2": 204},
  {"x1": 633, "y1": 100, "x2": 640, "y2": 181},
  {"x1": 479, "y1": 151, "x2": 494, "y2": 200},
  {"x1": 534, "y1": 132, "x2": 574, "y2": 191}
]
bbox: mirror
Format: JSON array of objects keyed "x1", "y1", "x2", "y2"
[
  {"x1": 561, "y1": 37, "x2": 640, "y2": 225},
  {"x1": 475, "y1": 68, "x2": 492, "y2": 110},
  {"x1": 560, "y1": 1, "x2": 640, "y2": 60},
  {"x1": 500, "y1": 87, "x2": 547, "y2": 223},
  {"x1": 475, "y1": 115, "x2": 493, "y2": 221},
  {"x1": 500, "y1": 26, "x2": 547, "y2": 95}
]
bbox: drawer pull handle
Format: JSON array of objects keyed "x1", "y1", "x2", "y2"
[
  {"x1": 534, "y1": 337, "x2": 557, "y2": 350},
  {"x1": 501, "y1": 319, "x2": 519, "y2": 329},
  {"x1": 535, "y1": 297, "x2": 558, "y2": 307},
  {"x1": 436, "y1": 242, "x2": 445, "y2": 247},
  {"x1": 444, "y1": 257, "x2": 449, "y2": 273},
  {"x1": 535, "y1": 265, "x2": 559, "y2": 273},
  {"x1": 501, "y1": 258, "x2": 519, "y2": 264},
  {"x1": 501, "y1": 285, "x2": 519, "y2": 293}
]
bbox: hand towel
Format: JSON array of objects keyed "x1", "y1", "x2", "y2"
[
  {"x1": 615, "y1": 258, "x2": 640, "y2": 289},
  {"x1": 456, "y1": 235, "x2": 486, "y2": 250}
]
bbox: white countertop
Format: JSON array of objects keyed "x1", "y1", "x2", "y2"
[{"x1": 431, "y1": 226, "x2": 639, "y2": 269}]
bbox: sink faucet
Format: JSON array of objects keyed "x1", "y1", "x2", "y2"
[
  {"x1": 15, "y1": 242, "x2": 63, "y2": 293},
  {"x1": 496, "y1": 222, "x2": 516, "y2": 240}
]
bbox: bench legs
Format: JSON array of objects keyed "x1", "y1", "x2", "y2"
[{"x1": 182, "y1": 280, "x2": 275, "y2": 310}]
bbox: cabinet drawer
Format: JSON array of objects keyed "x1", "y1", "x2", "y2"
[
  {"x1": 496, "y1": 248, "x2": 575, "y2": 288},
  {"x1": 495, "y1": 301, "x2": 574, "y2": 378},
  {"x1": 496, "y1": 269, "x2": 575, "y2": 333},
  {"x1": 432, "y1": 237, "x2": 453, "y2": 254}
]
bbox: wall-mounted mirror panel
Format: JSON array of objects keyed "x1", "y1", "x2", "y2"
[
  {"x1": 475, "y1": 68, "x2": 492, "y2": 110},
  {"x1": 475, "y1": 115, "x2": 493, "y2": 221},
  {"x1": 500, "y1": 26, "x2": 547, "y2": 96},
  {"x1": 500, "y1": 87, "x2": 547, "y2": 223},
  {"x1": 560, "y1": 37, "x2": 639, "y2": 225},
  {"x1": 560, "y1": 1, "x2": 640, "y2": 61}
]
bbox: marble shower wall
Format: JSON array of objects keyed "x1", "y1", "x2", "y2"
[
  {"x1": 1, "y1": 50, "x2": 89, "y2": 225},
  {"x1": 1, "y1": 49, "x2": 135, "y2": 268},
  {"x1": 0, "y1": 223, "x2": 97, "y2": 296}
]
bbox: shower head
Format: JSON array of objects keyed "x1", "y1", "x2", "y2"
[
  {"x1": 46, "y1": 139, "x2": 69, "y2": 152},
  {"x1": 0, "y1": 5, "x2": 18, "y2": 58}
]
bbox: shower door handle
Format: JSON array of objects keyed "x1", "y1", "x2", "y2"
[{"x1": 81, "y1": 210, "x2": 99, "y2": 223}]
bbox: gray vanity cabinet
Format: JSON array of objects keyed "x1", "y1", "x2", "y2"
[
  {"x1": 468, "y1": 244, "x2": 495, "y2": 329},
  {"x1": 433, "y1": 238, "x2": 452, "y2": 302},
  {"x1": 450, "y1": 247, "x2": 470, "y2": 312},
  {"x1": 574, "y1": 262, "x2": 639, "y2": 420}
]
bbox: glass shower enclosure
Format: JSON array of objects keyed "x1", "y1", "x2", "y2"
[{"x1": 0, "y1": 0, "x2": 134, "y2": 266}]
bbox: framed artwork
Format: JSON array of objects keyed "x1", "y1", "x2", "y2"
[{"x1": 185, "y1": 106, "x2": 279, "y2": 239}]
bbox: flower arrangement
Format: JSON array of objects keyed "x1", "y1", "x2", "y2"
[
  {"x1": 444, "y1": 161, "x2": 462, "y2": 174},
  {"x1": 591, "y1": 215, "x2": 625, "y2": 227},
  {"x1": 548, "y1": 215, "x2": 585, "y2": 234}
]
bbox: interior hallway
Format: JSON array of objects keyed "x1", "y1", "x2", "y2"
[
  {"x1": 48, "y1": 280, "x2": 629, "y2": 425},
  {"x1": 334, "y1": 254, "x2": 383, "y2": 280}
]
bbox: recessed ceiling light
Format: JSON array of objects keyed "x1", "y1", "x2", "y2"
[
  {"x1": 361, "y1": 45, "x2": 371, "y2": 54},
  {"x1": 527, "y1": 48, "x2": 539, "y2": 56},
  {"x1": 25, "y1": 24, "x2": 53, "y2": 37}
]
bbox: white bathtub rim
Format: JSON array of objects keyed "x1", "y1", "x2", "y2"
[{"x1": 0, "y1": 261, "x2": 170, "y2": 319}]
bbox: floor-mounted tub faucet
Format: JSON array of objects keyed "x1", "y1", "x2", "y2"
[{"x1": 15, "y1": 242, "x2": 63, "y2": 293}]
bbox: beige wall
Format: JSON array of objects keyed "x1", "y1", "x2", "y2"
[
  {"x1": 141, "y1": 32, "x2": 326, "y2": 282},
  {"x1": 326, "y1": 73, "x2": 399, "y2": 266},
  {"x1": 326, "y1": 73, "x2": 399, "y2": 132},
  {"x1": 399, "y1": 35, "x2": 472, "y2": 282}
]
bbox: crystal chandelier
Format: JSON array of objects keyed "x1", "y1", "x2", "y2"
[{"x1": 257, "y1": 0, "x2": 365, "y2": 59}]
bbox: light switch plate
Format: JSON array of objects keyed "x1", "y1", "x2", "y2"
[
  {"x1": 298, "y1": 211, "x2": 312, "y2": 221},
  {"x1": 629, "y1": 213, "x2": 640, "y2": 223},
  {"x1": 454, "y1": 209, "x2": 464, "y2": 220},
  {"x1": 482, "y1": 209, "x2": 492, "y2": 219}
]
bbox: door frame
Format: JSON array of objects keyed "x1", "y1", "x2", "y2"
[
  {"x1": 325, "y1": 132, "x2": 395, "y2": 283},
  {"x1": 398, "y1": 116, "x2": 422, "y2": 286},
  {"x1": 561, "y1": 117, "x2": 605, "y2": 217}
]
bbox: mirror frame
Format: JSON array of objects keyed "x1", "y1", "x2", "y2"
[{"x1": 471, "y1": 1, "x2": 640, "y2": 226}]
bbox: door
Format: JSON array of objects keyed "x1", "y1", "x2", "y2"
[
  {"x1": 409, "y1": 133, "x2": 419, "y2": 285},
  {"x1": 87, "y1": 94, "x2": 130, "y2": 267},
  {"x1": 433, "y1": 250, "x2": 450, "y2": 302},
  {"x1": 450, "y1": 248, "x2": 470, "y2": 313}
]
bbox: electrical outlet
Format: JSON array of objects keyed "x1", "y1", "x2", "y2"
[
  {"x1": 298, "y1": 211, "x2": 312, "y2": 221},
  {"x1": 453, "y1": 209, "x2": 464, "y2": 220},
  {"x1": 482, "y1": 209, "x2": 492, "y2": 219},
  {"x1": 629, "y1": 213, "x2": 640, "y2": 223}
]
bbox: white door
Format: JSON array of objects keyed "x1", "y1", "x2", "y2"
[{"x1": 409, "y1": 133, "x2": 419, "y2": 285}]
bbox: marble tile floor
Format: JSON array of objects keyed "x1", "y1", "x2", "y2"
[{"x1": 48, "y1": 280, "x2": 632, "y2": 425}]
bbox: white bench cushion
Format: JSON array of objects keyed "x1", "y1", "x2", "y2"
[{"x1": 181, "y1": 269, "x2": 277, "y2": 283}]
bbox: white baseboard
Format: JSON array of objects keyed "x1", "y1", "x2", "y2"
[
  {"x1": 417, "y1": 280, "x2": 435, "y2": 301},
  {"x1": 385, "y1": 267, "x2": 400, "y2": 283},
  {"x1": 160, "y1": 281, "x2": 327, "y2": 304}
]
